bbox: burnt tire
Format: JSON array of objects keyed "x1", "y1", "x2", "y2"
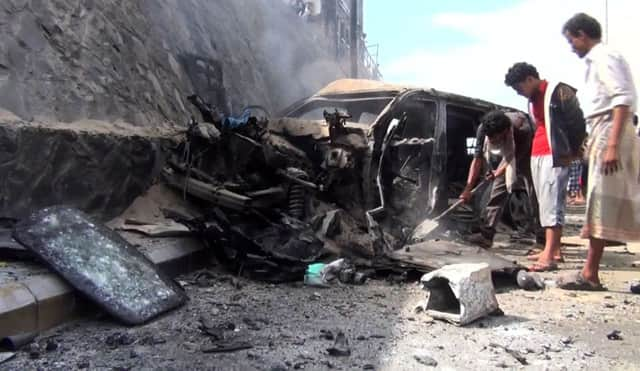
[{"x1": 504, "y1": 189, "x2": 535, "y2": 232}]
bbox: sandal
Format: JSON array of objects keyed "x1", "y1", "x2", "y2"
[
  {"x1": 556, "y1": 271, "x2": 607, "y2": 291},
  {"x1": 527, "y1": 261, "x2": 559, "y2": 272}
]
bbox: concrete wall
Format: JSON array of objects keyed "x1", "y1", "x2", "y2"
[
  {"x1": 0, "y1": 0, "x2": 346, "y2": 128},
  {"x1": 0, "y1": 0, "x2": 350, "y2": 218}
]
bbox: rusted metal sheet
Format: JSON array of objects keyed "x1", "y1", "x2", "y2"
[{"x1": 387, "y1": 240, "x2": 520, "y2": 274}]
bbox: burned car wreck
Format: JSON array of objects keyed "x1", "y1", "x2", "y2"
[
  {"x1": 0, "y1": 79, "x2": 526, "y2": 336},
  {"x1": 162, "y1": 79, "x2": 528, "y2": 281}
]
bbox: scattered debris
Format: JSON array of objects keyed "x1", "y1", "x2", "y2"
[
  {"x1": 304, "y1": 263, "x2": 330, "y2": 287},
  {"x1": 320, "y1": 330, "x2": 335, "y2": 341},
  {"x1": 0, "y1": 229, "x2": 33, "y2": 260},
  {"x1": 0, "y1": 332, "x2": 37, "y2": 350},
  {"x1": 201, "y1": 340, "x2": 253, "y2": 353},
  {"x1": 116, "y1": 219, "x2": 191, "y2": 237},
  {"x1": 242, "y1": 318, "x2": 261, "y2": 331},
  {"x1": 516, "y1": 270, "x2": 545, "y2": 291},
  {"x1": 421, "y1": 263, "x2": 500, "y2": 325},
  {"x1": 560, "y1": 337, "x2": 574, "y2": 345},
  {"x1": 489, "y1": 342, "x2": 528, "y2": 365},
  {"x1": 303, "y1": 258, "x2": 371, "y2": 287},
  {"x1": 139, "y1": 336, "x2": 166, "y2": 346},
  {"x1": 389, "y1": 240, "x2": 520, "y2": 274},
  {"x1": 197, "y1": 317, "x2": 253, "y2": 353},
  {"x1": 27, "y1": 343, "x2": 40, "y2": 359},
  {"x1": 0, "y1": 352, "x2": 15, "y2": 365},
  {"x1": 269, "y1": 361, "x2": 289, "y2": 371},
  {"x1": 77, "y1": 360, "x2": 91, "y2": 369},
  {"x1": 542, "y1": 343, "x2": 562, "y2": 353},
  {"x1": 199, "y1": 317, "x2": 236, "y2": 340},
  {"x1": 45, "y1": 340, "x2": 59, "y2": 352},
  {"x1": 326, "y1": 331, "x2": 350, "y2": 357},
  {"x1": 105, "y1": 332, "x2": 136, "y2": 348},
  {"x1": 413, "y1": 351, "x2": 438, "y2": 367},
  {"x1": 606, "y1": 330, "x2": 623, "y2": 341}
]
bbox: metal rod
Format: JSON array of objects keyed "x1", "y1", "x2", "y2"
[
  {"x1": 350, "y1": 0, "x2": 358, "y2": 78},
  {"x1": 605, "y1": 0, "x2": 609, "y2": 43}
]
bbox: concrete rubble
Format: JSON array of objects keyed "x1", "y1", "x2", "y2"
[{"x1": 421, "y1": 263, "x2": 500, "y2": 325}]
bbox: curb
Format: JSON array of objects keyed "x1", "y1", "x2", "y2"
[{"x1": 0, "y1": 239, "x2": 209, "y2": 339}]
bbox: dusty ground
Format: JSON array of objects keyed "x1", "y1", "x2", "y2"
[{"x1": 3, "y1": 207, "x2": 640, "y2": 371}]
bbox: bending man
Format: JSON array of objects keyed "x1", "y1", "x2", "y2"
[{"x1": 459, "y1": 110, "x2": 534, "y2": 248}]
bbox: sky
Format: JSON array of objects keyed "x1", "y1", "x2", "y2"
[{"x1": 363, "y1": 0, "x2": 639, "y2": 111}]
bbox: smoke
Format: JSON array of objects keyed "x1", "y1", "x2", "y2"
[{"x1": 142, "y1": 0, "x2": 346, "y2": 117}]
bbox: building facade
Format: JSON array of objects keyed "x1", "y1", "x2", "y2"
[{"x1": 285, "y1": 0, "x2": 382, "y2": 80}]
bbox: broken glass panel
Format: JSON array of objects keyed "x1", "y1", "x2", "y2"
[{"x1": 13, "y1": 207, "x2": 187, "y2": 325}]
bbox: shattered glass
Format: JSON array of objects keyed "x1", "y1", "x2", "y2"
[{"x1": 13, "y1": 207, "x2": 187, "y2": 325}]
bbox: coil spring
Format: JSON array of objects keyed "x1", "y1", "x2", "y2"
[{"x1": 288, "y1": 183, "x2": 306, "y2": 219}]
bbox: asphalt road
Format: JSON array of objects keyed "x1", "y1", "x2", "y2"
[{"x1": 3, "y1": 208, "x2": 640, "y2": 370}]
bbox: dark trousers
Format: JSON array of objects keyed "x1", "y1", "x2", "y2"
[
  {"x1": 484, "y1": 174, "x2": 509, "y2": 237},
  {"x1": 482, "y1": 163, "x2": 542, "y2": 242}
]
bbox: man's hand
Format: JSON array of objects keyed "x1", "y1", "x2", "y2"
[
  {"x1": 485, "y1": 170, "x2": 497, "y2": 181},
  {"x1": 459, "y1": 187, "x2": 473, "y2": 203},
  {"x1": 602, "y1": 144, "x2": 620, "y2": 175}
]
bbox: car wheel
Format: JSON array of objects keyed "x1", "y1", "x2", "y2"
[{"x1": 505, "y1": 189, "x2": 534, "y2": 232}]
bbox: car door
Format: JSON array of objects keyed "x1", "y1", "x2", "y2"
[{"x1": 367, "y1": 90, "x2": 440, "y2": 236}]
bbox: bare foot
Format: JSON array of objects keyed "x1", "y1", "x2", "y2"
[
  {"x1": 527, "y1": 252, "x2": 564, "y2": 262},
  {"x1": 581, "y1": 269, "x2": 601, "y2": 286},
  {"x1": 528, "y1": 260, "x2": 559, "y2": 272}
]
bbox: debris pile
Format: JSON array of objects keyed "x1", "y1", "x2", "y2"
[
  {"x1": 0, "y1": 89, "x2": 524, "y2": 341},
  {"x1": 158, "y1": 94, "x2": 522, "y2": 283},
  {"x1": 159, "y1": 95, "x2": 391, "y2": 282}
]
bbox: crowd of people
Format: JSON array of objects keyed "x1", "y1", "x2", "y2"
[{"x1": 459, "y1": 13, "x2": 638, "y2": 292}]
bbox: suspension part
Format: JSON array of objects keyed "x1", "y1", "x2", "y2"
[{"x1": 288, "y1": 183, "x2": 306, "y2": 219}]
